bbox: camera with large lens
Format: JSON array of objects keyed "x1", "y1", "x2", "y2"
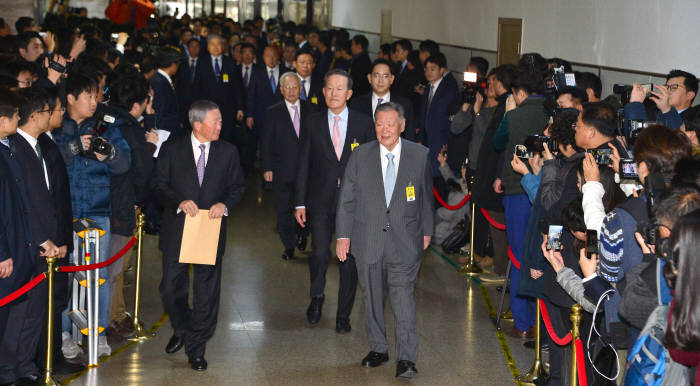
[
  {"x1": 461, "y1": 71, "x2": 487, "y2": 104},
  {"x1": 636, "y1": 173, "x2": 666, "y2": 245},
  {"x1": 81, "y1": 113, "x2": 116, "y2": 161},
  {"x1": 544, "y1": 66, "x2": 576, "y2": 98},
  {"x1": 628, "y1": 120, "x2": 653, "y2": 146},
  {"x1": 524, "y1": 134, "x2": 558, "y2": 154}
]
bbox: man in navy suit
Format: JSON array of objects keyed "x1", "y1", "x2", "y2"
[
  {"x1": 416, "y1": 53, "x2": 459, "y2": 175},
  {"x1": 244, "y1": 45, "x2": 289, "y2": 170},
  {"x1": 192, "y1": 34, "x2": 245, "y2": 146},
  {"x1": 177, "y1": 38, "x2": 203, "y2": 131},
  {"x1": 294, "y1": 48, "x2": 325, "y2": 111},
  {"x1": 151, "y1": 48, "x2": 182, "y2": 137}
]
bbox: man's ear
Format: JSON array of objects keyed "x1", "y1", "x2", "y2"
[{"x1": 66, "y1": 93, "x2": 76, "y2": 106}]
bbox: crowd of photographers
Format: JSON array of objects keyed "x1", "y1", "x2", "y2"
[{"x1": 0, "y1": 6, "x2": 699, "y2": 385}]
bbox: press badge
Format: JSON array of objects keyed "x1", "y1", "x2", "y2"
[
  {"x1": 406, "y1": 183, "x2": 416, "y2": 202},
  {"x1": 222, "y1": 73, "x2": 229, "y2": 83},
  {"x1": 311, "y1": 97, "x2": 318, "y2": 105},
  {"x1": 350, "y1": 139, "x2": 359, "y2": 151}
]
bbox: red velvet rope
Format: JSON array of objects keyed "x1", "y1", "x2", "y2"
[
  {"x1": 58, "y1": 236, "x2": 137, "y2": 273},
  {"x1": 480, "y1": 207, "x2": 506, "y2": 230},
  {"x1": 538, "y1": 299, "x2": 573, "y2": 345},
  {"x1": 575, "y1": 338, "x2": 588, "y2": 386},
  {"x1": 432, "y1": 187, "x2": 470, "y2": 210},
  {"x1": 0, "y1": 273, "x2": 46, "y2": 308},
  {"x1": 507, "y1": 245, "x2": 521, "y2": 270}
]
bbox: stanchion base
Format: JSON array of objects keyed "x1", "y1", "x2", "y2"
[
  {"x1": 515, "y1": 360, "x2": 549, "y2": 384},
  {"x1": 41, "y1": 373, "x2": 61, "y2": 386},
  {"x1": 458, "y1": 262, "x2": 482, "y2": 276},
  {"x1": 129, "y1": 319, "x2": 155, "y2": 341}
]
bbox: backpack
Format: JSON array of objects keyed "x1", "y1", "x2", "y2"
[
  {"x1": 441, "y1": 216, "x2": 468, "y2": 254},
  {"x1": 623, "y1": 305, "x2": 691, "y2": 386}
]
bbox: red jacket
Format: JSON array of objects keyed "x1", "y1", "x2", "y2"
[{"x1": 105, "y1": 0, "x2": 155, "y2": 30}]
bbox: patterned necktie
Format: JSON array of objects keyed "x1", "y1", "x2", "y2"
[
  {"x1": 197, "y1": 144, "x2": 206, "y2": 186},
  {"x1": 35, "y1": 142, "x2": 48, "y2": 189},
  {"x1": 300, "y1": 79, "x2": 307, "y2": 101},
  {"x1": 269, "y1": 69, "x2": 276, "y2": 93},
  {"x1": 292, "y1": 105, "x2": 300, "y2": 138},
  {"x1": 190, "y1": 59, "x2": 196, "y2": 81},
  {"x1": 332, "y1": 115, "x2": 341, "y2": 160},
  {"x1": 427, "y1": 84, "x2": 435, "y2": 107},
  {"x1": 214, "y1": 58, "x2": 221, "y2": 82},
  {"x1": 243, "y1": 66, "x2": 249, "y2": 88},
  {"x1": 384, "y1": 153, "x2": 396, "y2": 206}
]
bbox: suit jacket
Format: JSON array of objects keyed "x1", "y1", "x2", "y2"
[
  {"x1": 349, "y1": 52, "x2": 372, "y2": 97},
  {"x1": 151, "y1": 135, "x2": 246, "y2": 258},
  {"x1": 9, "y1": 134, "x2": 58, "y2": 249},
  {"x1": 245, "y1": 63, "x2": 289, "y2": 131},
  {"x1": 392, "y1": 64, "x2": 424, "y2": 113},
  {"x1": 176, "y1": 56, "x2": 200, "y2": 130},
  {"x1": 300, "y1": 75, "x2": 326, "y2": 111},
  {"x1": 150, "y1": 71, "x2": 182, "y2": 137},
  {"x1": 261, "y1": 100, "x2": 311, "y2": 183},
  {"x1": 416, "y1": 74, "x2": 460, "y2": 173},
  {"x1": 294, "y1": 108, "x2": 375, "y2": 213},
  {"x1": 193, "y1": 55, "x2": 245, "y2": 134},
  {"x1": 38, "y1": 133, "x2": 73, "y2": 255},
  {"x1": 336, "y1": 140, "x2": 434, "y2": 265},
  {"x1": 349, "y1": 93, "x2": 416, "y2": 141}
]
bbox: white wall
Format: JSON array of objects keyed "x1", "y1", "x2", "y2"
[{"x1": 332, "y1": 0, "x2": 700, "y2": 77}]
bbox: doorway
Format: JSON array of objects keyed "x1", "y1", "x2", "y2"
[{"x1": 497, "y1": 18, "x2": 522, "y2": 65}]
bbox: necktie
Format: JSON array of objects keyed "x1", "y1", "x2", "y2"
[
  {"x1": 35, "y1": 142, "x2": 48, "y2": 189},
  {"x1": 292, "y1": 105, "x2": 300, "y2": 138},
  {"x1": 332, "y1": 115, "x2": 341, "y2": 160},
  {"x1": 190, "y1": 59, "x2": 196, "y2": 81},
  {"x1": 0, "y1": 137, "x2": 9, "y2": 147},
  {"x1": 384, "y1": 153, "x2": 396, "y2": 206},
  {"x1": 300, "y1": 79, "x2": 307, "y2": 101},
  {"x1": 427, "y1": 84, "x2": 435, "y2": 107},
  {"x1": 214, "y1": 58, "x2": 221, "y2": 82},
  {"x1": 197, "y1": 144, "x2": 206, "y2": 186},
  {"x1": 269, "y1": 69, "x2": 276, "y2": 93},
  {"x1": 243, "y1": 66, "x2": 249, "y2": 88}
]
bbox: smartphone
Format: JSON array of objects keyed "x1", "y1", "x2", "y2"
[
  {"x1": 586, "y1": 229, "x2": 598, "y2": 259},
  {"x1": 39, "y1": 31, "x2": 47, "y2": 38},
  {"x1": 640, "y1": 83, "x2": 654, "y2": 95},
  {"x1": 546, "y1": 225, "x2": 563, "y2": 251},
  {"x1": 620, "y1": 158, "x2": 638, "y2": 179},
  {"x1": 514, "y1": 144, "x2": 534, "y2": 159},
  {"x1": 587, "y1": 148, "x2": 612, "y2": 165},
  {"x1": 463, "y1": 71, "x2": 477, "y2": 83}
]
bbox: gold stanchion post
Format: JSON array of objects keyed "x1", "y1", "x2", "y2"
[
  {"x1": 130, "y1": 212, "x2": 154, "y2": 341},
  {"x1": 458, "y1": 201, "x2": 482, "y2": 276},
  {"x1": 41, "y1": 256, "x2": 59, "y2": 386},
  {"x1": 570, "y1": 304, "x2": 582, "y2": 386},
  {"x1": 516, "y1": 299, "x2": 548, "y2": 384}
]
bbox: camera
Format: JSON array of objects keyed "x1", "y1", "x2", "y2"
[
  {"x1": 461, "y1": 71, "x2": 487, "y2": 104},
  {"x1": 547, "y1": 225, "x2": 563, "y2": 251},
  {"x1": 586, "y1": 229, "x2": 598, "y2": 259},
  {"x1": 620, "y1": 158, "x2": 638, "y2": 180},
  {"x1": 628, "y1": 120, "x2": 653, "y2": 146},
  {"x1": 524, "y1": 134, "x2": 558, "y2": 154},
  {"x1": 636, "y1": 173, "x2": 666, "y2": 245},
  {"x1": 586, "y1": 148, "x2": 612, "y2": 165},
  {"x1": 82, "y1": 113, "x2": 116, "y2": 160},
  {"x1": 544, "y1": 66, "x2": 576, "y2": 98},
  {"x1": 514, "y1": 145, "x2": 534, "y2": 159},
  {"x1": 613, "y1": 83, "x2": 654, "y2": 105}
]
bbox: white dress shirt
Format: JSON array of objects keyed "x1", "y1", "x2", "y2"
[
  {"x1": 191, "y1": 132, "x2": 210, "y2": 165},
  {"x1": 285, "y1": 99, "x2": 301, "y2": 125},
  {"x1": 241, "y1": 63, "x2": 253, "y2": 80},
  {"x1": 17, "y1": 128, "x2": 49, "y2": 190},
  {"x1": 157, "y1": 69, "x2": 173, "y2": 86},
  {"x1": 371, "y1": 91, "x2": 391, "y2": 118},
  {"x1": 380, "y1": 138, "x2": 402, "y2": 183},
  {"x1": 300, "y1": 75, "x2": 312, "y2": 96},
  {"x1": 211, "y1": 55, "x2": 223, "y2": 74},
  {"x1": 266, "y1": 65, "x2": 280, "y2": 86}
]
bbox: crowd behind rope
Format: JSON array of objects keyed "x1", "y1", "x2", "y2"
[{"x1": 0, "y1": 6, "x2": 699, "y2": 384}]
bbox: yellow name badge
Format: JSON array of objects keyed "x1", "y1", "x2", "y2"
[
  {"x1": 406, "y1": 185, "x2": 416, "y2": 202},
  {"x1": 222, "y1": 73, "x2": 229, "y2": 83},
  {"x1": 350, "y1": 139, "x2": 359, "y2": 151},
  {"x1": 311, "y1": 97, "x2": 318, "y2": 105}
]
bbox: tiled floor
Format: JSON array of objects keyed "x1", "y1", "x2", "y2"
[{"x1": 61, "y1": 182, "x2": 535, "y2": 385}]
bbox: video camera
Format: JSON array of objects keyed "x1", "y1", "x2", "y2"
[
  {"x1": 544, "y1": 66, "x2": 576, "y2": 98},
  {"x1": 515, "y1": 134, "x2": 558, "y2": 158},
  {"x1": 628, "y1": 120, "x2": 654, "y2": 146},
  {"x1": 612, "y1": 83, "x2": 654, "y2": 106},
  {"x1": 461, "y1": 71, "x2": 487, "y2": 104}
]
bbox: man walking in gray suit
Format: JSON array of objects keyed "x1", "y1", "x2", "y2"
[{"x1": 335, "y1": 102, "x2": 434, "y2": 379}]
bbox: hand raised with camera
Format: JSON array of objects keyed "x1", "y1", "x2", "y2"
[
  {"x1": 541, "y1": 141, "x2": 555, "y2": 161},
  {"x1": 541, "y1": 238, "x2": 565, "y2": 273},
  {"x1": 583, "y1": 152, "x2": 600, "y2": 182},
  {"x1": 649, "y1": 84, "x2": 672, "y2": 113},
  {"x1": 45, "y1": 54, "x2": 66, "y2": 85},
  {"x1": 69, "y1": 34, "x2": 86, "y2": 60},
  {"x1": 608, "y1": 142, "x2": 621, "y2": 174},
  {"x1": 629, "y1": 83, "x2": 647, "y2": 104},
  {"x1": 505, "y1": 94, "x2": 517, "y2": 113},
  {"x1": 437, "y1": 151, "x2": 447, "y2": 167},
  {"x1": 42, "y1": 31, "x2": 56, "y2": 53},
  {"x1": 528, "y1": 153, "x2": 544, "y2": 176},
  {"x1": 510, "y1": 154, "x2": 528, "y2": 176},
  {"x1": 117, "y1": 32, "x2": 129, "y2": 46},
  {"x1": 473, "y1": 91, "x2": 484, "y2": 114},
  {"x1": 579, "y1": 248, "x2": 599, "y2": 278},
  {"x1": 634, "y1": 232, "x2": 655, "y2": 254}
]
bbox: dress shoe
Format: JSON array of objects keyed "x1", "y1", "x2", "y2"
[
  {"x1": 165, "y1": 335, "x2": 184, "y2": 354},
  {"x1": 297, "y1": 233, "x2": 307, "y2": 252},
  {"x1": 505, "y1": 325, "x2": 534, "y2": 339},
  {"x1": 306, "y1": 295, "x2": 324, "y2": 325},
  {"x1": 189, "y1": 356, "x2": 208, "y2": 371},
  {"x1": 17, "y1": 373, "x2": 40, "y2": 385},
  {"x1": 395, "y1": 360, "x2": 418, "y2": 379},
  {"x1": 361, "y1": 351, "x2": 388, "y2": 367},
  {"x1": 281, "y1": 249, "x2": 294, "y2": 260},
  {"x1": 335, "y1": 319, "x2": 351, "y2": 334},
  {"x1": 52, "y1": 359, "x2": 86, "y2": 375}
]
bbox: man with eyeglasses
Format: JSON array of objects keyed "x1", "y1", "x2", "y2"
[{"x1": 350, "y1": 58, "x2": 415, "y2": 141}]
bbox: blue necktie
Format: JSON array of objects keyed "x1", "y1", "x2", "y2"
[
  {"x1": 384, "y1": 153, "x2": 396, "y2": 206},
  {"x1": 269, "y1": 69, "x2": 276, "y2": 93},
  {"x1": 214, "y1": 58, "x2": 221, "y2": 82},
  {"x1": 300, "y1": 79, "x2": 307, "y2": 101}
]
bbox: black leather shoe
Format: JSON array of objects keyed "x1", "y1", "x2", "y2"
[
  {"x1": 52, "y1": 359, "x2": 86, "y2": 375},
  {"x1": 335, "y1": 319, "x2": 351, "y2": 334},
  {"x1": 17, "y1": 373, "x2": 40, "y2": 385},
  {"x1": 297, "y1": 233, "x2": 307, "y2": 251},
  {"x1": 282, "y1": 249, "x2": 294, "y2": 260},
  {"x1": 396, "y1": 360, "x2": 418, "y2": 379},
  {"x1": 361, "y1": 351, "x2": 388, "y2": 367},
  {"x1": 189, "y1": 356, "x2": 207, "y2": 371},
  {"x1": 306, "y1": 295, "x2": 324, "y2": 325},
  {"x1": 165, "y1": 335, "x2": 184, "y2": 354}
]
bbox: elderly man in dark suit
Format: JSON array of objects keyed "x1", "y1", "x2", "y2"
[
  {"x1": 294, "y1": 69, "x2": 374, "y2": 333},
  {"x1": 262, "y1": 72, "x2": 311, "y2": 261},
  {"x1": 152, "y1": 100, "x2": 245, "y2": 371},
  {"x1": 336, "y1": 102, "x2": 434, "y2": 379},
  {"x1": 350, "y1": 58, "x2": 415, "y2": 141}
]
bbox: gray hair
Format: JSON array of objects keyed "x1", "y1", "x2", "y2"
[
  {"x1": 323, "y1": 68, "x2": 353, "y2": 90},
  {"x1": 207, "y1": 34, "x2": 225, "y2": 44},
  {"x1": 279, "y1": 72, "x2": 301, "y2": 88},
  {"x1": 188, "y1": 100, "x2": 220, "y2": 127},
  {"x1": 374, "y1": 101, "x2": 405, "y2": 122}
]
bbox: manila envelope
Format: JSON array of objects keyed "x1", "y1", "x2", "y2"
[{"x1": 179, "y1": 210, "x2": 222, "y2": 265}]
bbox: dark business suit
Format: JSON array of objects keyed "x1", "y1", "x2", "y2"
[
  {"x1": 294, "y1": 108, "x2": 374, "y2": 320},
  {"x1": 152, "y1": 135, "x2": 245, "y2": 359},
  {"x1": 192, "y1": 55, "x2": 245, "y2": 145},
  {"x1": 336, "y1": 139, "x2": 433, "y2": 363},
  {"x1": 150, "y1": 71, "x2": 182, "y2": 137},
  {"x1": 349, "y1": 93, "x2": 416, "y2": 141},
  {"x1": 299, "y1": 75, "x2": 326, "y2": 111},
  {"x1": 261, "y1": 100, "x2": 311, "y2": 251},
  {"x1": 176, "y1": 56, "x2": 200, "y2": 131},
  {"x1": 349, "y1": 52, "x2": 372, "y2": 97},
  {"x1": 391, "y1": 62, "x2": 422, "y2": 100},
  {"x1": 416, "y1": 73, "x2": 460, "y2": 175}
]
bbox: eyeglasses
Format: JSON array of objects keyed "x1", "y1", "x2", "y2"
[
  {"x1": 571, "y1": 122, "x2": 578, "y2": 130},
  {"x1": 371, "y1": 73, "x2": 391, "y2": 80},
  {"x1": 17, "y1": 80, "x2": 32, "y2": 87},
  {"x1": 665, "y1": 83, "x2": 685, "y2": 91},
  {"x1": 282, "y1": 85, "x2": 300, "y2": 90}
]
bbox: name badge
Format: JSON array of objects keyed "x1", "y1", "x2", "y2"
[
  {"x1": 222, "y1": 73, "x2": 229, "y2": 83},
  {"x1": 406, "y1": 183, "x2": 416, "y2": 202},
  {"x1": 311, "y1": 97, "x2": 318, "y2": 105},
  {"x1": 350, "y1": 139, "x2": 359, "y2": 151}
]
